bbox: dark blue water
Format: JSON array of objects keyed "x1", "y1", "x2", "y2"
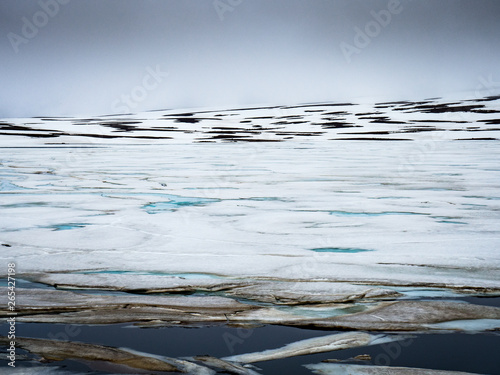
[{"x1": 2, "y1": 322, "x2": 499, "y2": 374}]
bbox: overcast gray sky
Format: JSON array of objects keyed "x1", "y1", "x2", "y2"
[{"x1": 1, "y1": 0, "x2": 499, "y2": 117}]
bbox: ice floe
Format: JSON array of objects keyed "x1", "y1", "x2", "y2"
[
  {"x1": 3, "y1": 287, "x2": 499, "y2": 331},
  {"x1": 222, "y1": 332, "x2": 399, "y2": 363},
  {"x1": 304, "y1": 363, "x2": 485, "y2": 375},
  {"x1": 0, "y1": 336, "x2": 214, "y2": 374}
]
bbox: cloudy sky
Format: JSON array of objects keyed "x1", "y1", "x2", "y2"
[{"x1": 1, "y1": 0, "x2": 499, "y2": 117}]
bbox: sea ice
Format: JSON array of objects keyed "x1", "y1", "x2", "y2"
[
  {"x1": 222, "y1": 332, "x2": 377, "y2": 363},
  {"x1": 304, "y1": 363, "x2": 485, "y2": 375},
  {"x1": 0, "y1": 94, "x2": 499, "y2": 329}
]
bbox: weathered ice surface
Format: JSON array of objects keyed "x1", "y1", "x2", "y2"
[
  {"x1": 231, "y1": 300, "x2": 500, "y2": 331},
  {"x1": 0, "y1": 336, "x2": 214, "y2": 374},
  {"x1": 304, "y1": 363, "x2": 485, "y2": 375},
  {"x1": 2, "y1": 287, "x2": 499, "y2": 330},
  {"x1": 0, "y1": 287, "x2": 256, "y2": 325},
  {"x1": 28, "y1": 273, "x2": 401, "y2": 304},
  {"x1": 293, "y1": 300, "x2": 500, "y2": 330},
  {"x1": 0, "y1": 287, "x2": 251, "y2": 312},
  {"x1": 224, "y1": 281, "x2": 401, "y2": 304},
  {"x1": 30, "y1": 272, "x2": 251, "y2": 293},
  {"x1": 222, "y1": 332, "x2": 383, "y2": 363}
]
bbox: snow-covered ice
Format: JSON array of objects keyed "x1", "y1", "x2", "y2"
[
  {"x1": 1, "y1": 95, "x2": 500, "y2": 375},
  {"x1": 0, "y1": 95, "x2": 499, "y2": 327}
]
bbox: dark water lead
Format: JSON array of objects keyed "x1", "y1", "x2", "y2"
[{"x1": 1, "y1": 322, "x2": 499, "y2": 374}]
